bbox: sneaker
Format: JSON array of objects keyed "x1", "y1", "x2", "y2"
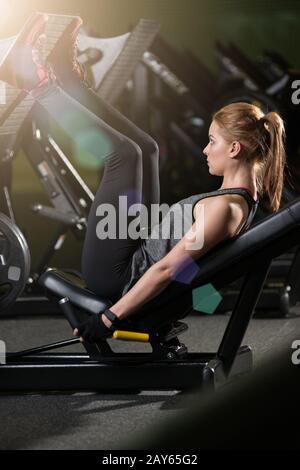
[
  {"x1": 0, "y1": 12, "x2": 50, "y2": 91},
  {"x1": 47, "y1": 16, "x2": 87, "y2": 81}
]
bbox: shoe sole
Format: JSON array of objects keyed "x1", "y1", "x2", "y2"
[
  {"x1": 41, "y1": 14, "x2": 83, "y2": 63},
  {"x1": 0, "y1": 13, "x2": 82, "y2": 135},
  {"x1": 0, "y1": 12, "x2": 48, "y2": 77}
]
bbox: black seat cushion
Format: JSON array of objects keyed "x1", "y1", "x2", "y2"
[
  {"x1": 39, "y1": 269, "x2": 112, "y2": 314},
  {"x1": 39, "y1": 267, "x2": 192, "y2": 332}
]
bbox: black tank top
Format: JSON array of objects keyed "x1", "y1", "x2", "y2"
[{"x1": 122, "y1": 188, "x2": 259, "y2": 295}]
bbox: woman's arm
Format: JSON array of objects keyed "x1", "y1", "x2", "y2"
[
  {"x1": 101, "y1": 197, "x2": 234, "y2": 329},
  {"x1": 105, "y1": 262, "x2": 172, "y2": 321}
]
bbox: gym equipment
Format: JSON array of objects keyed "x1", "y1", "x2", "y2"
[
  {"x1": 0, "y1": 75, "x2": 38, "y2": 313},
  {"x1": 0, "y1": 13, "x2": 160, "y2": 108},
  {"x1": 0, "y1": 135, "x2": 15, "y2": 222},
  {"x1": 122, "y1": 36, "x2": 221, "y2": 204},
  {"x1": 150, "y1": 36, "x2": 216, "y2": 117},
  {"x1": 0, "y1": 83, "x2": 35, "y2": 135},
  {"x1": 0, "y1": 12, "x2": 89, "y2": 226},
  {"x1": 0, "y1": 212, "x2": 30, "y2": 312},
  {"x1": 215, "y1": 252, "x2": 300, "y2": 318},
  {"x1": 0, "y1": 78, "x2": 36, "y2": 227},
  {"x1": 215, "y1": 41, "x2": 300, "y2": 162},
  {"x1": 77, "y1": 19, "x2": 161, "y2": 104},
  {"x1": 182, "y1": 48, "x2": 218, "y2": 112},
  {"x1": 0, "y1": 13, "x2": 85, "y2": 128},
  {"x1": 80, "y1": 34, "x2": 287, "y2": 205},
  {"x1": 1, "y1": 196, "x2": 300, "y2": 392},
  {"x1": 257, "y1": 50, "x2": 291, "y2": 86},
  {"x1": 0, "y1": 16, "x2": 160, "y2": 315},
  {"x1": 0, "y1": 110, "x2": 95, "y2": 316},
  {"x1": 22, "y1": 115, "x2": 94, "y2": 252},
  {"x1": 1, "y1": 15, "x2": 298, "y2": 327},
  {"x1": 0, "y1": 65, "x2": 91, "y2": 314},
  {"x1": 140, "y1": 41, "x2": 209, "y2": 143}
]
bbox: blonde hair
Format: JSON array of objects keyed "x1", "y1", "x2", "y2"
[{"x1": 213, "y1": 102, "x2": 286, "y2": 212}]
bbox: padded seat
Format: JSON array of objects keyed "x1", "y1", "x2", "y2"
[{"x1": 40, "y1": 269, "x2": 112, "y2": 314}]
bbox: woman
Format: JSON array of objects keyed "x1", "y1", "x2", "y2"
[{"x1": 0, "y1": 16, "x2": 286, "y2": 343}]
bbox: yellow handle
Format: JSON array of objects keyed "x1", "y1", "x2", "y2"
[{"x1": 112, "y1": 330, "x2": 150, "y2": 342}]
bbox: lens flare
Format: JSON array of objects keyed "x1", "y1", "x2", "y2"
[{"x1": 0, "y1": 1, "x2": 12, "y2": 30}]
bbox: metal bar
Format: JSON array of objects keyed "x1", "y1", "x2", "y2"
[
  {"x1": 7, "y1": 337, "x2": 80, "y2": 359},
  {"x1": 0, "y1": 347, "x2": 252, "y2": 392},
  {"x1": 217, "y1": 260, "x2": 271, "y2": 376},
  {"x1": 285, "y1": 244, "x2": 300, "y2": 305},
  {"x1": 34, "y1": 224, "x2": 68, "y2": 275}
]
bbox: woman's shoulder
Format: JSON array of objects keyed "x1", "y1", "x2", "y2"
[
  {"x1": 193, "y1": 192, "x2": 233, "y2": 221},
  {"x1": 194, "y1": 190, "x2": 251, "y2": 211},
  {"x1": 193, "y1": 192, "x2": 250, "y2": 236}
]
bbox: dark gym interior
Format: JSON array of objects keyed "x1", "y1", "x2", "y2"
[{"x1": 0, "y1": 0, "x2": 300, "y2": 453}]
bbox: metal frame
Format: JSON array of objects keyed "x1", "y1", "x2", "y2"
[
  {"x1": 1, "y1": 348, "x2": 252, "y2": 392},
  {"x1": 0, "y1": 262, "x2": 273, "y2": 392},
  {"x1": 1, "y1": 211, "x2": 300, "y2": 392}
]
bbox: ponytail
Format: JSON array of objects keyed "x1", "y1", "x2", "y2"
[
  {"x1": 213, "y1": 103, "x2": 286, "y2": 212},
  {"x1": 256, "y1": 112, "x2": 286, "y2": 212}
]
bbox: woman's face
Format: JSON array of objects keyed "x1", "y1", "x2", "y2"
[{"x1": 203, "y1": 120, "x2": 234, "y2": 176}]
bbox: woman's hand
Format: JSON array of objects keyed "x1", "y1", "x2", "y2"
[{"x1": 73, "y1": 313, "x2": 114, "y2": 344}]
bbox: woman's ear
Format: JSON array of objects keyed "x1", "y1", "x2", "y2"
[{"x1": 230, "y1": 141, "x2": 241, "y2": 158}]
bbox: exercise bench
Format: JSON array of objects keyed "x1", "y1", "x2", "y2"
[{"x1": 1, "y1": 196, "x2": 300, "y2": 392}]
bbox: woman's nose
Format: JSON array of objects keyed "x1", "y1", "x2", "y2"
[{"x1": 203, "y1": 145, "x2": 208, "y2": 157}]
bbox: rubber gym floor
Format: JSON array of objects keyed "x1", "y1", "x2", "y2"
[{"x1": 0, "y1": 308, "x2": 299, "y2": 450}]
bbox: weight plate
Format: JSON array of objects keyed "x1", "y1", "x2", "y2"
[{"x1": 0, "y1": 213, "x2": 31, "y2": 312}]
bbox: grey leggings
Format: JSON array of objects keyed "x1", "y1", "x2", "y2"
[{"x1": 33, "y1": 79, "x2": 160, "y2": 299}]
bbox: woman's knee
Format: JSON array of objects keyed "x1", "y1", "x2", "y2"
[
  {"x1": 141, "y1": 135, "x2": 159, "y2": 162},
  {"x1": 122, "y1": 139, "x2": 143, "y2": 167}
]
